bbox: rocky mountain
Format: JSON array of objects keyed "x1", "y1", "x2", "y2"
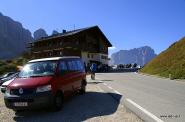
[
  {"x1": 0, "y1": 12, "x2": 33, "y2": 59},
  {"x1": 52, "y1": 30, "x2": 59, "y2": 35},
  {"x1": 33, "y1": 28, "x2": 48, "y2": 40},
  {"x1": 111, "y1": 46, "x2": 157, "y2": 66}
]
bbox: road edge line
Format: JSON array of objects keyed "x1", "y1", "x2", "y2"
[
  {"x1": 99, "y1": 81, "x2": 164, "y2": 122},
  {"x1": 125, "y1": 98, "x2": 164, "y2": 122}
]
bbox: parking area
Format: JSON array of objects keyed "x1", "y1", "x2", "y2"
[{"x1": 0, "y1": 82, "x2": 142, "y2": 122}]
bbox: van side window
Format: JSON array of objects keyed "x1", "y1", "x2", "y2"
[
  {"x1": 66, "y1": 59, "x2": 84, "y2": 71},
  {"x1": 72, "y1": 61, "x2": 78, "y2": 70},
  {"x1": 59, "y1": 61, "x2": 68, "y2": 74},
  {"x1": 67, "y1": 61, "x2": 74, "y2": 71},
  {"x1": 77, "y1": 60, "x2": 83, "y2": 71}
]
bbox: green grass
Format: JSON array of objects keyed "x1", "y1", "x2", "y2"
[
  {"x1": 140, "y1": 37, "x2": 185, "y2": 79},
  {"x1": 0, "y1": 60, "x2": 18, "y2": 75}
]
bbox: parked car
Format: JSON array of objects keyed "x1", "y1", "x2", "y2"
[
  {"x1": 97, "y1": 64, "x2": 110, "y2": 72},
  {"x1": 1, "y1": 78, "x2": 15, "y2": 93},
  {"x1": 111, "y1": 65, "x2": 118, "y2": 70},
  {"x1": 0, "y1": 72, "x2": 16, "y2": 80},
  {"x1": 0, "y1": 72, "x2": 19, "y2": 86},
  {"x1": 4, "y1": 57, "x2": 87, "y2": 111}
]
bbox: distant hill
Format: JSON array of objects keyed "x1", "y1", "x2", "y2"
[
  {"x1": 141, "y1": 37, "x2": 185, "y2": 79},
  {"x1": 0, "y1": 12, "x2": 33, "y2": 59},
  {"x1": 111, "y1": 46, "x2": 157, "y2": 66}
]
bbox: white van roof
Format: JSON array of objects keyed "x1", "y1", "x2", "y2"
[{"x1": 29, "y1": 56, "x2": 80, "y2": 63}]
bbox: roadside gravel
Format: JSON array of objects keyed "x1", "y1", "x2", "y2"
[{"x1": 0, "y1": 93, "x2": 14, "y2": 122}]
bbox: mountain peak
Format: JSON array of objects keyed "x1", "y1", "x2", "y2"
[
  {"x1": 111, "y1": 46, "x2": 157, "y2": 66},
  {"x1": 33, "y1": 28, "x2": 48, "y2": 40}
]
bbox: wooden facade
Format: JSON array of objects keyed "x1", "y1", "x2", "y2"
[{"x1": 28, "y1": 26, "x2": 112, "y2": 65}]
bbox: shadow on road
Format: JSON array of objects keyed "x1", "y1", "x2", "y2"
[{"x1": 13, "y1": 91, "x2": 122, "y2": 122}]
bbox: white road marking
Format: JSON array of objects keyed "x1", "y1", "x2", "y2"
[
  {"x1": 102, "y1": 82, "x2": 122, "y2": 95},
  {"x1": 97, "y1": 86, "x2": 104, "y2": 92},
  {"x1": 99, "y1": 80, "x2": 104, "y2": 82},
  {"x1": 99, "y1": 77, "x2": 164, "y2": 122},
  {"x1": 96, "y1": 78, "x2": 101, "y2": 80},
  {"x1": 107, "y1": 86, "x2": 113, "y2": 89},
  {"x1": 103, "y1": 83, "x2": 107, "y2": 86},
  {"x1": 114, "y1": 90, "x2": 122, "y2": 95},
  {"x1": 126, "y1": 98, "x2": 164, "y2": 122}
]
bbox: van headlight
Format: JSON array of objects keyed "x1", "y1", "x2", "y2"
[
  {"x1": 36, "y1": 85, "x2": 51, "y2": 93},
  {"x1": 5, "y1": 87, "x2": 10, "y2": 94}
]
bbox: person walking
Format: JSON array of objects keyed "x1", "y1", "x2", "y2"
[{"x1": 90, "y1": 63, "x2": 97, "y2": 80}]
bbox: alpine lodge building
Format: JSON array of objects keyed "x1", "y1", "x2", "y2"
[{"x1": 28, "y1": 26, "x2": 112, "y2": 66}]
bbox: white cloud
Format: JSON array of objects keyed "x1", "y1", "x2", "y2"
[{"x1": 108, "y1": 46, "x2": 116, "y2": 50}]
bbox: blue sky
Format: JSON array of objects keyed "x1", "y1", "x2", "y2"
[{"x1": 0, "y1": 0, "x2": 185, "y2": 55}]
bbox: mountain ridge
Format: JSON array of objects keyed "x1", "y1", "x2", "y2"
[
  {"x1": 111, "y1": 46, "x2": 157, "y2": 66},
  {"x1": 0, "y1": 12, "x2": 33, "y2": 59}
]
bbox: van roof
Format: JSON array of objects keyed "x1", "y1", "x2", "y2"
[{"x1": 29, "y1": 56, "x2": 80, "y2": 63}]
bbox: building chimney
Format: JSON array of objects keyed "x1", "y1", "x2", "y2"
[{"x1": 63, "y1": 29, "x2": 66, "y2": 33}]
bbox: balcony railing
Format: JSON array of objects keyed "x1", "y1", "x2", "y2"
[{"x1": 31, "y1": 44, "x2": 81, "y2": 52}]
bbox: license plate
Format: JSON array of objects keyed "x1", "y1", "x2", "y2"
[{"x1": 14, "y1": 102, "x2": 28, "y2": 107}]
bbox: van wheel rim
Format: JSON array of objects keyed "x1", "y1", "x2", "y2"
[{"x1": 56, "y1": 95, "x2": 62, "y2": 107}]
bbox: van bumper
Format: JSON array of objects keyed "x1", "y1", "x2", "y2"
[{"x1": 4, "y1": 91, "x2": 54, "y2": 110}]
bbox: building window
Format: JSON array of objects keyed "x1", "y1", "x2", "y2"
[
  {"x1": 60, "y1": 51, "x2": 63, "y2": 56},
  {"x1": 87, "y1": 53, "x2": 90, "y2": 58},
  {"x1": 101, "y1": 55, "x2": 107, "y2": 59},
  {"x1": 91, "y1": 54, "x2": 94, "y2": 58},
  {"x1": 76, "y1": 41, "x2": 79, "y2": 45},
  {"x1": 59, "y1": 41, "x2": 63, "y2": 45},
  {"x1": 49, "y1": 52, "x2": 52, "y2": 56},
  {"x1": 48, "y1": 42, "x2": 52, "y2": 47}
]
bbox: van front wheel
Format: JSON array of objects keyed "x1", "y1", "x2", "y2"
[
  {"x1": 79, "y1": 81, "x2": 86, "y2": 94},
  {"x1": 53, "y1": 92, "x2": 63, "y2": 111}
]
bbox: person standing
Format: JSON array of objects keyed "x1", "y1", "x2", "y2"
[{"x1": 90, "y1": 63, "x2": 97, "y2": 80}]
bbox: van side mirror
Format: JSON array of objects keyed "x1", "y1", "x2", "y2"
[{"x1": 1, "y1": 87, "x2": 6, "y2": 93}]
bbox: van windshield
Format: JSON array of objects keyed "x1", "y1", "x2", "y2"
[{"x1": 19, "y1": 61, "x2": 57, "y2": 78}]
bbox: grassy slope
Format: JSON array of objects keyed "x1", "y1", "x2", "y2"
[{"x1": 141, "y1": 37, "x2": 185, "y2": 79}]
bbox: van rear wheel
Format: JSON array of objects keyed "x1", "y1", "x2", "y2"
[
  {"x1": 53, "y1": 92, "x2": 63, "y2": 111},
  {"x1": 79, "y1": 81, "x2": 86, "y2": 94}
]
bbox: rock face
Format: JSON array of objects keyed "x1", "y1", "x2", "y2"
[
  {"x1": 33, "y1": 28, "x2": 48, "y2": 40},
  {"x1": 111, "y1": 46, "x2": 157, "y2": 66},
  {"x1": 0, "y1": 12, "x2": 33, "y2": 59},
  {"x1": 52, "y1": 30, "x2": 59, "y2": 35}
]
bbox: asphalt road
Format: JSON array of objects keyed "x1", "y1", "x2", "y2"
[{"x1": 96, "y1": 72, "x2": 185, "y2": 122}]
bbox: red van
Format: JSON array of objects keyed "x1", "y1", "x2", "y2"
[{"x1": 4, "y1": 57, "x2": 87, "y2": 111}]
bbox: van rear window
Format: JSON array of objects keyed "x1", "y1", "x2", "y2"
[{"x1": 67, "y1": 60, "x2": 84, "y2": 71}]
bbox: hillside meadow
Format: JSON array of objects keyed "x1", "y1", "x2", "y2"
[{"x1": 141, "y1": 37, "x2": 185, "y2": 79}]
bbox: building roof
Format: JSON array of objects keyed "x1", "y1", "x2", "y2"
[
  {"x1": 32, "y1": 26, "x2": 112, "y2": 47},
  {"x1": 29, "y1": 56, "x2": 80, "y2": 63}
]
